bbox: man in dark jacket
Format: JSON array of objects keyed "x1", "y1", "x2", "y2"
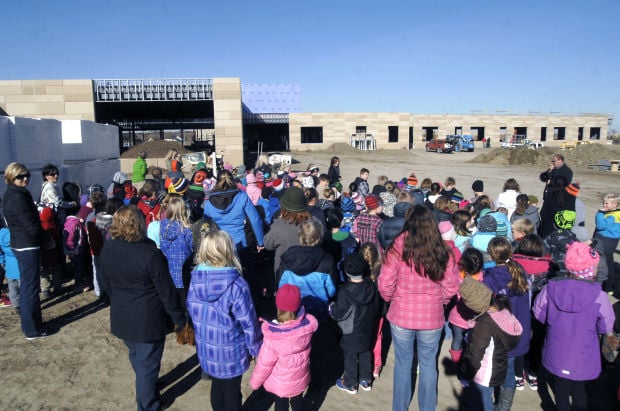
[
  {"x1": 100, "y1": 205, "x2": 185, "y2": 411},
  {"x1": 330, "y1": 253, "x2": 379, "y2": 393},
  {"x1": 539, "y1": 154, "x2": 573, "y2": 194}
]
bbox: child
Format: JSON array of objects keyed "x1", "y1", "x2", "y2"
[
  {"x1": 511, "y1": 218, "x2": 535, "y2": 248},
  {"x1": 448, "y1": 248, "x2": 485, "y2": 365},
  {"x1": 533, "y1": 242, "x2": 615, "y2": 410},
  {"x1": 327, "y1": 156, "x2": 341, "y2": 187},
  {"x1": 249, "y1": 284, "x2": 318, "y2": 410},
  {"x1": 510, "y1": 193, "x2": 540, "y2": 231},
  {"x1": 330, "y1": 253, "x2": 379, "y2": 394},
  {"x1": 483, "y1": 237, "x2": 530, "y2": 407},
  {"x1": 361, "y1": 243, "x2": 384, "y2": 378},
  {"x1": 188, "y1": 230, "x2": 261, "y2": 411},
  {"x1": 159, "y1": 194, "x2": 193, "y2": 307},
  {"x1": 460, "y1": 277, "x2": 523, "y2": 411},
  {"x1": 544, "y1": 210, "x2": 578, "y2": 276},
  {"x1": 593, "y1": 193, "x2": 620, "y2": 294},
  {"x1": 451, "y1": 209, "x2": 474, "y2": 252},
  {"x1": 136, "y1": 180, "x2": 161, "y2": 228},
  {"x1": 440, "y1": 176, "x2": 458, "y2": 199},
  {"x1": 354, "y1": 168, "x2": 370, "y2": 198},
  {"x1": 319, "y1": 188, "x2": 336, "y2": 210},
  {"x1": 64, "y1": 208, "x2": 90, "y2": 293},
  {"x1": 0, "y1": 222, "x2": 19, "y2": 311},
  {"x1": 471, "y1": 214, "x2": 497, "y2": 269},
  {"x1": 352, "y1": 195, "x2": 384, "y2": 251}
]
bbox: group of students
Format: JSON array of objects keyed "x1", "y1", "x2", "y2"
[{"x1": 2, "y1": 151, "x2": 620, "y2": 410}]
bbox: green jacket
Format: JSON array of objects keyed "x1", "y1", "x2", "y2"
[{"x1": 132, "y1": 157, "x2": 147, "y2": 183}]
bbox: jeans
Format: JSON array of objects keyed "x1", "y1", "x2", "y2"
[
  {"x1": 211, "y1": 375, "x2": 242, "y2": 411},
  {"x1": 125, "y1": 339, "x2": 165, "y2": 411},
  {"x1": 13, "y1": 248, "x2": 43, "y2": 337},
  {"x1": 390, "y1": 324, "x2": 442, "y2": 411},
  {"x1": 8, "y1": 279, "x2": 20, "y2": 309},
  {"x1": 474, "y1": 383, "x2": 495, "y2": 411},
  {"x1": 501, "y1": 357, "x2": 516, "y2": 389},
  {"x1": 450, "y1": 324, "x2": 466, "y2": 351}
]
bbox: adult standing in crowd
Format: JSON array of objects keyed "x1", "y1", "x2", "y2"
[
  {"x1": 100, "y1": 205, "x2": 185, "y2": 411},
  {"x1": 2, "y1": 162, "x2": 49, "y2": 340},
  {"x1": 539, "y1": 154, "x2": 573, "y2": 194},
  {"x1": 40, "y1": 163, "x2": 77, "y2": 213},
  {"x1": 132, "y1": 151, "x2": 147, "y2": 191},
  {"x1": 378, "y1": 205, "x2": 460, "y2": 411}
]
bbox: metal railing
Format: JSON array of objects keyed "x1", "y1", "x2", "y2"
[{"x1": 93, "y1": 78, "x2": 214, "y2": 102}]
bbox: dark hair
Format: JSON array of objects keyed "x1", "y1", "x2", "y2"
[
  {"x1": 551, "y1": 175, "x2": 569, "y2": 208},
  {"x1": 139, "y1": 179, "x2": 158, "y2": 199},
  {"x1": 392, "y1": 205, "x2": 452, "y2": 281},
  {"x1": 330, "y1": 156, "x2": 340, "y2": 166},
  {"x1": 451, "y1": 209, "x2": 472, "y2": 236},
  {"x1": 430, "y1": 182, "x2": 441, "y2": 195},
  {"x1": 503, "y1": 178, "x2": 520, "y2": 192},
  {"x1": 459, "y1": 248, "x2": 483, "y2": 275},
  {"x1": 325, "y1": 208, "x2": 343, "y2": 230},
  {"x1": 303, "y1": 187, "x2": 318, "y2": 203},
  {"x1": 514, "y1": 194, "x2": 529, "y2": 216},
  {"x1": 105, "y1": 197, "x2": 124, "y2": 215},
  {"x1": 491, "y1": 294, "x2": 512, "y2": 313},
  {"x1": 42, "y1": 163, "x2": 59, "y2": 178},
  {"x1": 360, "y1": 168, "x2": 369, "y2": 174},
  {"x1": 348, "y1": 181, "x2": 358, "y2": 194},
  {"x1": 515, "y1": 234, "x2": 545, "y2": 257}
]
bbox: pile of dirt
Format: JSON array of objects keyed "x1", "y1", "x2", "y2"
[
  {"x1": 469, "y1": 144, "x2": 620, "y2": 168},
  {"x1": 120, "y1": 140, "x2": 193, "y2": 159},
  {"x1": 317, "y1": 142, "x2": 366, "y2": 154}
]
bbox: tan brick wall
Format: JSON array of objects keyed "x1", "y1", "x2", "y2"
[
  {"x1": 213, "y1": 78, "x2": 244, "y2": 166},
  {"x1": 0, "y1": 79, "x2": 94, "y2": 120}
]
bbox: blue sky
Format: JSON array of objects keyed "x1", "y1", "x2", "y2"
[{"x1": 3, "y1": 1, "x2": 618, "y2": 128}]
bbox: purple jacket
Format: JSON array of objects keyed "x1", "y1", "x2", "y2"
[
  {"x1": 533, "y1": 277, "x2": 615, "y2": 381},
  {"x1": 160, "y1": 219, "x2": 193, "y2": 288}
]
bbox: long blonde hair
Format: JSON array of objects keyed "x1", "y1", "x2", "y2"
[
  {"x1": 196, "y1": 230, "x2": 242, "y2": 272},
  {"x1": 164, "y1": 194, "x2": 191, "y2": 228}
]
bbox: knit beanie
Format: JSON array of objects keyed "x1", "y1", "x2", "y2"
[
  {"x1": 223, "y1": 162, "x2": 233, "y2": 172},
  {"x1": 112, "y1": 171, "x2": 127, "y2": 184},
  {"x1": 343, "y1": 253, "x2": 370, "y2": 280},
  {"x1": 495, "y1": 220, "x2": 508, "y2": 237},
  {"x1": 528, "y1": 194, "x2": 539, "y2": 205},
  {"x1": 280, "y1": 187, "x2": 306, "y2": 212},
  {"x1": 196, "y1": 161, "x2": 207, "y2": 171},
  {"x1": 460, "y1": 276, "x2": 493, "y2": 314},
  {"x1": 365, "y1": 194, "x2": 382, "y2": 211},
  {"x1": 565, "y1": 182, "x2": 580, "y2": 197},
  {"x1": 565, "y1": 241, "x2": 600, "y2": 280},
  {"x1": 193, "y1": 170, "x2": 207, "y2": 184},
  {"x1": 407, "y1": 175, "x2": 418, "y2": 188},
  {"x1": 554, "y1": 210, "x2": 576, "y2": 230},
  {"x1": 438, "y1": 221, "x2": 456, "y2": 241},
  {"x1": 451, "y1": 191, "x2": 464, "y2": 203},
  {"x1": 472, "y1": 180, "x2": 484, "y2": 193},
  {"x1": 273, "y1": 178, "x2": 285, "y2": 191},
  {"x1": 276, "y1": 284, "x2": 302, "y2": 312},
  {"x1": 169, "y1": 176, "x2": 189, "y2": 195},
  {"x1": 245, "y1": 173, "x2": 256, "y2": 184},
  {"x1": 477, "y1": 215, "x2": 497, "y2": 233},
  {"x1": 341, "y1": 196, "x2": 355, "y2": 212}
]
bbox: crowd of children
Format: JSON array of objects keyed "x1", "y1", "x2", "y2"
[{"x1": 1, "y1": 151, "x2": 619, "y2": 411}]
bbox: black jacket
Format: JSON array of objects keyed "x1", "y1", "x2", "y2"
[
  {"x1": 100, "y1": 238, "x2": 186, "y2": 343},
  {"x1": 2, "y1": 184, "x2": 46, "y2": 248},
  {"x1": 278, "y1": 245, "x2": 338, "y2": 287},
  {"x1": 330, "y1": 278, "x2": 379, "y2": 352}
]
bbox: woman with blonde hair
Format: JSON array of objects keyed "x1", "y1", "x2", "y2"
[
  {"x1": 2, "y1": 162, "x2": 49, "y2": 339},
  {"x1": 188, "y1": 230, "x2": 261, "y2": 411},
  {"x1": 100, "y1": 205, "x2": 185, "y2": 411}
]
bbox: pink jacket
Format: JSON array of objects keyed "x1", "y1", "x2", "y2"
[
  {"x1": 378, "y1": 233, "x2": 460, "y2": 330},
  {"x1": 249, "y1": 307, "x2": 318, "y2": 398},
  {"x1": 246, "y1": 184, "x2": 262, "y2": 206}
]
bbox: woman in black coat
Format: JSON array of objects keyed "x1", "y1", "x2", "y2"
[
  {"x1": 100, "y1": 205, "x2": 185, "y2": 411},
  {"x1": 2, "y1": 162, "x2": 48, "y2": 339}
]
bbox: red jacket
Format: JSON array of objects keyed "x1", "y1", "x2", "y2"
[
  {"x1": 249, "y1": 307, "x2": 318, "y2": 398},
  {"x1": 378, "y1": 233, "x2": 459, "y2": 330}
]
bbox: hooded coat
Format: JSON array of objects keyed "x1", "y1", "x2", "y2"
[
  {"x1": 330, "y1": 277, "x2": 379, "y2": 352},
  {"x1": 249, "y1": 307, "x2": 318, "y2": 397},
  {"x1": 533, "y1": 277, "x2": 615, "y2": 381},
  {"x1": 203, "y1": 189, "x2": 264, "y2": 250},
  {"x1": 483, "y1": 265, "x2": 531, "y2": 357},
  {"x1": 187, "y1": 264, "x2": 262, "y2": 379},
  {"x1": 510, "y1": 205, "x2": 541, "y2": 231},
  {"x1": 278, "y1": 245, "x2": 337, "y2": 319},
  {"x1": 463, "y1": 309, "x2": 523, "y2": 387},
  {"x1": 159, "y1": 219, "x2": 193, "y2": 288}
]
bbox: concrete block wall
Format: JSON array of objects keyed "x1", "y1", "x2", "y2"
[
  {"x1": 0, "y1": 80, "x2": 95, "y2": 121},
  {"x1": 213, "y1": 78, "x2": 244, "y2": 166}
]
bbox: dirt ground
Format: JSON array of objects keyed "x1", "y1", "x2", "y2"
[{"x1": 1, "y1": 145, "x2": 619, "y2": 410}]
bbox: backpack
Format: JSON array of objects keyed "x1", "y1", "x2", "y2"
[{"x1": 63, "y1": 216, "x2": 83, "y2": 256}]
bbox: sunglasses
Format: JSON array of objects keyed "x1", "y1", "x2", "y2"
[
  {"x1": 49, "y1": 172, "x2": 58, "y2": 176},
  {"x1": 15, "y1": 173, "x2": 31, "y2": 180}
]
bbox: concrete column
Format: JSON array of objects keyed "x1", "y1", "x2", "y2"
[{"x1": 213, "y1": 78, "x2": 244, "y2": 166}]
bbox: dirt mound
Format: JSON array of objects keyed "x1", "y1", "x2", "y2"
[
  {"x1": 469, "y1": 144, "x2": 620, "y2": 167},
  {"x1": 315, "y1": 142, "x2": 366, "y2": 154},
  {"x1": 120, "y1": 140, "x2": 193, "y2": 159}
]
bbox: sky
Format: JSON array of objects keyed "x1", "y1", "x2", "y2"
[{"x1": 3, "y1": 0, "x2": 618, "y2": 129}]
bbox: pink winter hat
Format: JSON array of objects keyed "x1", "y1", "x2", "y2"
[
  {"x1": 565, "y1": 242, "x2": 600, "y2": 280},
  {"x1": 245, "y1": 173, "x2": 256, "y2": 184},
  {"x1": 438, "y1": 221, "x2": 456, "y2": 241}
]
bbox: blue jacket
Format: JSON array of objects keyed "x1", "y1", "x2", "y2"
[
  {"x1": 483, "y1": 265, "x2": 531, "y2": 357},
  {"x1": 203, "y1": 189, "x2": 264, "y2": 249},
  {"x1": 595, "y1": 209, "x2": 620, "y2": 239},
  {"x1": 160, "y1": 219, "x2": 193, "y2": 288},
  {"x1": 0, "y1": 228, "x2": 20, "y2": 280},
  {"x1": 279, "y1": 245, "x2": 337, "y2": 319},
  {"x1": 188, "y1": 264, "x2": 262, "y2": 378}
]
